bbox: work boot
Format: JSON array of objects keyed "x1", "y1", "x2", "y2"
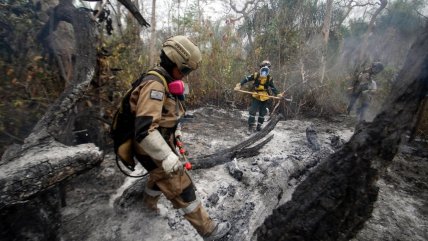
[
  {"x1": 256, "y1": 124, "x2": 262, "y2": 131},
  {"x1": 143, "y1": 190, "x2": 161, "y2": 213},
  {"x1": 247, "y1": 125, "x2": 255, "y2": 135},
  {"x1": 203, "y1": 221, "x2": 232, "y2": 241}
]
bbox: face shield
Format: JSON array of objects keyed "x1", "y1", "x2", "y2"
[{"x1": 260, "y1": 66, "x2": 270, "y2": 77}]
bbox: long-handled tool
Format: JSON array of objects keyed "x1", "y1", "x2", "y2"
[
  {"x1": 234, "y1": 89, "x2": 292, "y2": 101},
  {"x1": 268, "y1": 91, "x2": 293, "y2": 121}
]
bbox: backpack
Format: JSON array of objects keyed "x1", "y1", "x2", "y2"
[{"x1": 110, "y1": 70, "x2": 167, "y2": 177}]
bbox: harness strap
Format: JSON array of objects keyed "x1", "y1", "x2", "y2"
[
  {"x1": 147, "y1": 70, "x2": 169, "y2": 93},
  {"x1": 144, "y1": 186, "x2": 162, "y2": 197}
]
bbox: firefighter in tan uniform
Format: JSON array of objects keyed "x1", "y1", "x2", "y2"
[{"x1": 130, "y1": 35, "x2": 231, "y2": 241}]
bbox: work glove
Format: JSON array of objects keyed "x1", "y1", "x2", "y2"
[
  {"x1": 162, "y1": 152, "x2": 183, "y2": 175},
  {"x1": 234, "y1": 83, "x2": 241, "y2": 91},
  {"x1": 276, "y1": 93, "x2": 283, "y2": 97},
  {"x1": 175, "y1": 123, "x2": 183, "y2": 139}
]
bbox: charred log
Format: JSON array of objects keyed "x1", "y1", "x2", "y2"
[
  {"x1": 226, "y1": 158, "x2": 244, "y2": 181},
  {"x1": 117, "y1": 0, "x2": 150, "y2": 27},
  {"x1": 0, "y1": 188, "x2": 62, "y2": 241},
  {"x1": 235, "y1": 134, "x2": 274, "y2": 159},
  {"x1": 254, "y1": 24, "x2": 428, "y2": 241},
  {"x1": 0, "y1": 1, "x2": 102, "y2": 211},
  {"x1": 190, "y1": 114, "x2": 283, "y2": 169}
]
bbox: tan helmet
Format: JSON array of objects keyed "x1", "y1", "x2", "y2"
[{"x1": 162, "y1": 35, "x2": 202, "y2": 75}]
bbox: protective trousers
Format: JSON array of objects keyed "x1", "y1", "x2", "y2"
[
  {"x1": 142, "y1": 165, "x2": 216, "y2": 236},
  {"x1": 356, "y1": 91, "x2": 371, "y2": 122},
  {"x1": 248, "y1": 98, "x2": 268, "y2": 128}
]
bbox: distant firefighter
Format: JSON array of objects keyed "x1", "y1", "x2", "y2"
[
  {"x1": 347, "y1": 62, "x2": 384, "y2": 122},
  {"x1": 234, "y1": 60, "x2": 283, "y2": 134}
]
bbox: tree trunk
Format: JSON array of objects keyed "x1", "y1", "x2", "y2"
[
  {"x1": 1, "y1": 0, "x2": 102, "y2": 210},
  {"x1": 254, "y1": 23, "x2": 428, "y2": 241},
  {"x1": 149, "y1": 0, "x2": 157, "y2": 66},
  {"x1": 358, "y1": 0, "x2": 388, "y2": 62},
  {"x1": 320, "y1": 0, "x2": 333, "y2": 83}
]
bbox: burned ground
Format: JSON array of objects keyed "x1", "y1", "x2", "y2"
[{"x1": 57, "y1": 107, "x2": 427, "y2": 241}]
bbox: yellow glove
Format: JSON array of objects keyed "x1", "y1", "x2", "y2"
[
  {"x1": 277, "y1": 93, "x2": 283, "y2": 97},
  {"x1": 234, "y1": 83, "x2": 241, "y2": 91}
]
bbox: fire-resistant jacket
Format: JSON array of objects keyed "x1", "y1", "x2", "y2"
[{"x1": 129, "y1": 67, "x2": 185, "y2": 161}]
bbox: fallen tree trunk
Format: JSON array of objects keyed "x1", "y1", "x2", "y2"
[
  {"x1": 190, "y1": 114, "x2": 283, "y2": 169},
  {"x1": 254, "y1": 24, "x2": 428, "y2": 241},
  {"x1": 0, "y1": 0, "x2": 102, "y2": 210}
]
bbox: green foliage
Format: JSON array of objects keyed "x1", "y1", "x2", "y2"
[
  {"x1": 0, "y1": 1, "x2": 64, "y2": 155},
  {"x1": 377, "y1": 0, "x2": 426, "y2": 37},
  {"x1": 2, "y1": 0, "x2": 427, "y2": 156}
]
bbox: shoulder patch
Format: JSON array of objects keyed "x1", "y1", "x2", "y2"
[{"x1": 150, "y1": 89, "x2": 164, "y2": 101}]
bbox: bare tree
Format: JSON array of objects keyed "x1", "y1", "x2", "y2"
[
  {"x1": 149, "y1": 0, "x2": 157, "y2": 66},
  {"x1": 358, "y1": 0, "x2": 388, "y2": 62},
  {"x1": 335, "y1": 0, "x2": 377, "y2": 29},
  {"x1": 228, "y1": 0, "x2": 262, "y2": 54},
  {"x1": 320, "y1": 0, "x2": 334, "y2": 83}
]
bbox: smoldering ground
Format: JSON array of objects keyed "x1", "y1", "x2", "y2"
[{"x1": 57, "y1": 107, "x2": 427, "y2": 241}]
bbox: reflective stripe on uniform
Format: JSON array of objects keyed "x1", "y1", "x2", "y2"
[
  {"x1": 178, "y1": 198, "x2": 201, "y2": 215},
  {"x1": 144, "y1": 186, "x2": 162, "y2": 197}
]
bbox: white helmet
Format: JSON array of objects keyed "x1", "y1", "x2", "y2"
[
  {"x1": 260, "y1": 60, "x2": 271, "y2": 68},
  {"x1": 162, "y1": 35, "x2": 202, "y2": 75}
]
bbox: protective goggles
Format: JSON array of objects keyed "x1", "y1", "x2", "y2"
[{"x1": 180, "y1": 66, "x2": 193, "y2": 75}]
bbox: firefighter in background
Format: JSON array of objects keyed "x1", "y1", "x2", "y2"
[
  {"x1": 130, "y1": 35, "x2": 231, "y2": 240},
  {"x1": 234, "y1": 60, "x2": 283, "y2": 134},
  {"x1": 347, "y1": 62, "x2": 384, "y2": 122}
]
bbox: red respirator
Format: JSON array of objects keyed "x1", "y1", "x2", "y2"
[{"x1": 168, "y1": 80, "x2": 185, "y2": 96}]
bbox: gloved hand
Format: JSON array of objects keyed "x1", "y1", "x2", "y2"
[
  {"x1": 162, "y1": 152, "x2": 183, "y2": 175},
  {"x1": 234, "y1": 83, "x2": 241, "y2": 91},
  {"x1": 276, "y1": 93, "x2": 283, "y2": 97},
  {"x1": 175, "y1": 125, "x2": 182, "y2": 139}
]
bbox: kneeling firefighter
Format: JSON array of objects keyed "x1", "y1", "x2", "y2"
[{"x1": 130, "y1": 35, "x2": 231, "y2": 240}]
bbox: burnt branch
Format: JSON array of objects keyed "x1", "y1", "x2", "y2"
[
  {"x1": 190, "y1": 114, "x2": 283, "y2": 169},
  {"x1": 118, "y1": 0, "x2": 150, "y2": 27}
]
